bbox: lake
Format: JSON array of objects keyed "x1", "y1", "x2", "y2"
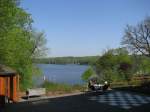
[{"x1": 33, "y1": 64, "x2": 88, "y2": 85}]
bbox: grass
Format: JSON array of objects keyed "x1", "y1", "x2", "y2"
[
  {"x1": 42, "y1": 78, "x2": 150, "y2": 95},
  {"x1": 42, "y1": 80, "x2": 85, "y2": 94}
]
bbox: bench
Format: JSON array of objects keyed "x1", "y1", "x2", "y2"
[{"x1": 26, "y1": 88, "x2": 46, "y2": 98}]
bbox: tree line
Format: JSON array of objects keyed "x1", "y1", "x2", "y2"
[{"x1": 33, "y1": 56, "x2": 99, "y2": 65}]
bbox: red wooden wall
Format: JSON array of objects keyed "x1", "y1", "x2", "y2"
[{"x1": 0, "y1": 75, "x2": 19, "y2": 102}]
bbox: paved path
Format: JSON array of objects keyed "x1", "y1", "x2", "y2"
[{"x1": 4, "y1": 90, "x2": 150, "y2": 112}]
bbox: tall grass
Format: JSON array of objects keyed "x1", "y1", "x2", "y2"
[{"x1": 42, "y1": 80, "x2": 85, "y2": 93}]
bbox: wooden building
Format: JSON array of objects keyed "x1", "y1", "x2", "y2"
[{"x1": 0, "y1": 65, "x2": 19, "y2": 106}]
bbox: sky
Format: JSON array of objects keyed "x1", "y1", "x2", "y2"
[{"x1": 21, "y1": 0, "x2": 150, "y2": 57}]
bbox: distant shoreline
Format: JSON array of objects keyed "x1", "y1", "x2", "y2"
[{"x1": 33, "y1": 56, "x2": 99, "y2": 65}]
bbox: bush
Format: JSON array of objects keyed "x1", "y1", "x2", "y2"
[{"x1": 81, "y1": 67, "x2": 95, "y2": 82}]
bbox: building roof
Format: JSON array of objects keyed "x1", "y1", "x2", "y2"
[{"x1": 0, "y1": 64, "x2": 17, "y2": 76}]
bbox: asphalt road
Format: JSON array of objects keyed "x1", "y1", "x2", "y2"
[{"x1": 4, "y1": 90, "x2": 150, "y2": 112}]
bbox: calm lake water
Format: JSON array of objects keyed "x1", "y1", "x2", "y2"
[{"x1": 33, "y1": 64, "x2": 88, "y2": 85}]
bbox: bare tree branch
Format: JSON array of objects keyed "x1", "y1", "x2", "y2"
[{"x1": 122, "y1": 17, "x2": 150, "y2": 57}]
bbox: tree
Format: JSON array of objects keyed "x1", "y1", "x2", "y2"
[
  {"x1": 96, "y1": 49, "x2": 120, "y2": 83},
  {"x1": 133, "y1": 55, "x2": 150, "y2": 75},
  {"x1": 0, "y1": 0, "x2": 47, "y2": 90},
  {"x1": 30, "y1": 30, "x2": 48, "y2": 58},
  {"x1": 95, "y1": 48, "x2": 133, "y2": 83},
  {"x1": 122, "y1": 17, "x2": 150, "y2": 57},
  {"x1": 81, "y1": 67, "x2": 95, "y2": 82},
  {"x1": 118, "y1": 62, "x2": 133, "y2": 84}
]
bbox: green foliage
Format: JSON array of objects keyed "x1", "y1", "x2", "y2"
[
  {"x1": 118, "y1": 62, "x2": 133, "y2": 84},
  {"x1": 134, "y1": 56, "x2": 150, "y2": 74},
  {"x1": 140, "y1": 58, "x2": 150, "y2": 73},
  {"x1": 0, "y1": 0, "x2": 47, "y2": 90},
  {"x1": 100, "y1": 69, "x2": 118, "y2": 83},
  {"x1": 81, "y1": 67, "x2": 94, "y2": 82},
  {"x1": 96, "y1": 48, "x2": 133, "y2": 83}
]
